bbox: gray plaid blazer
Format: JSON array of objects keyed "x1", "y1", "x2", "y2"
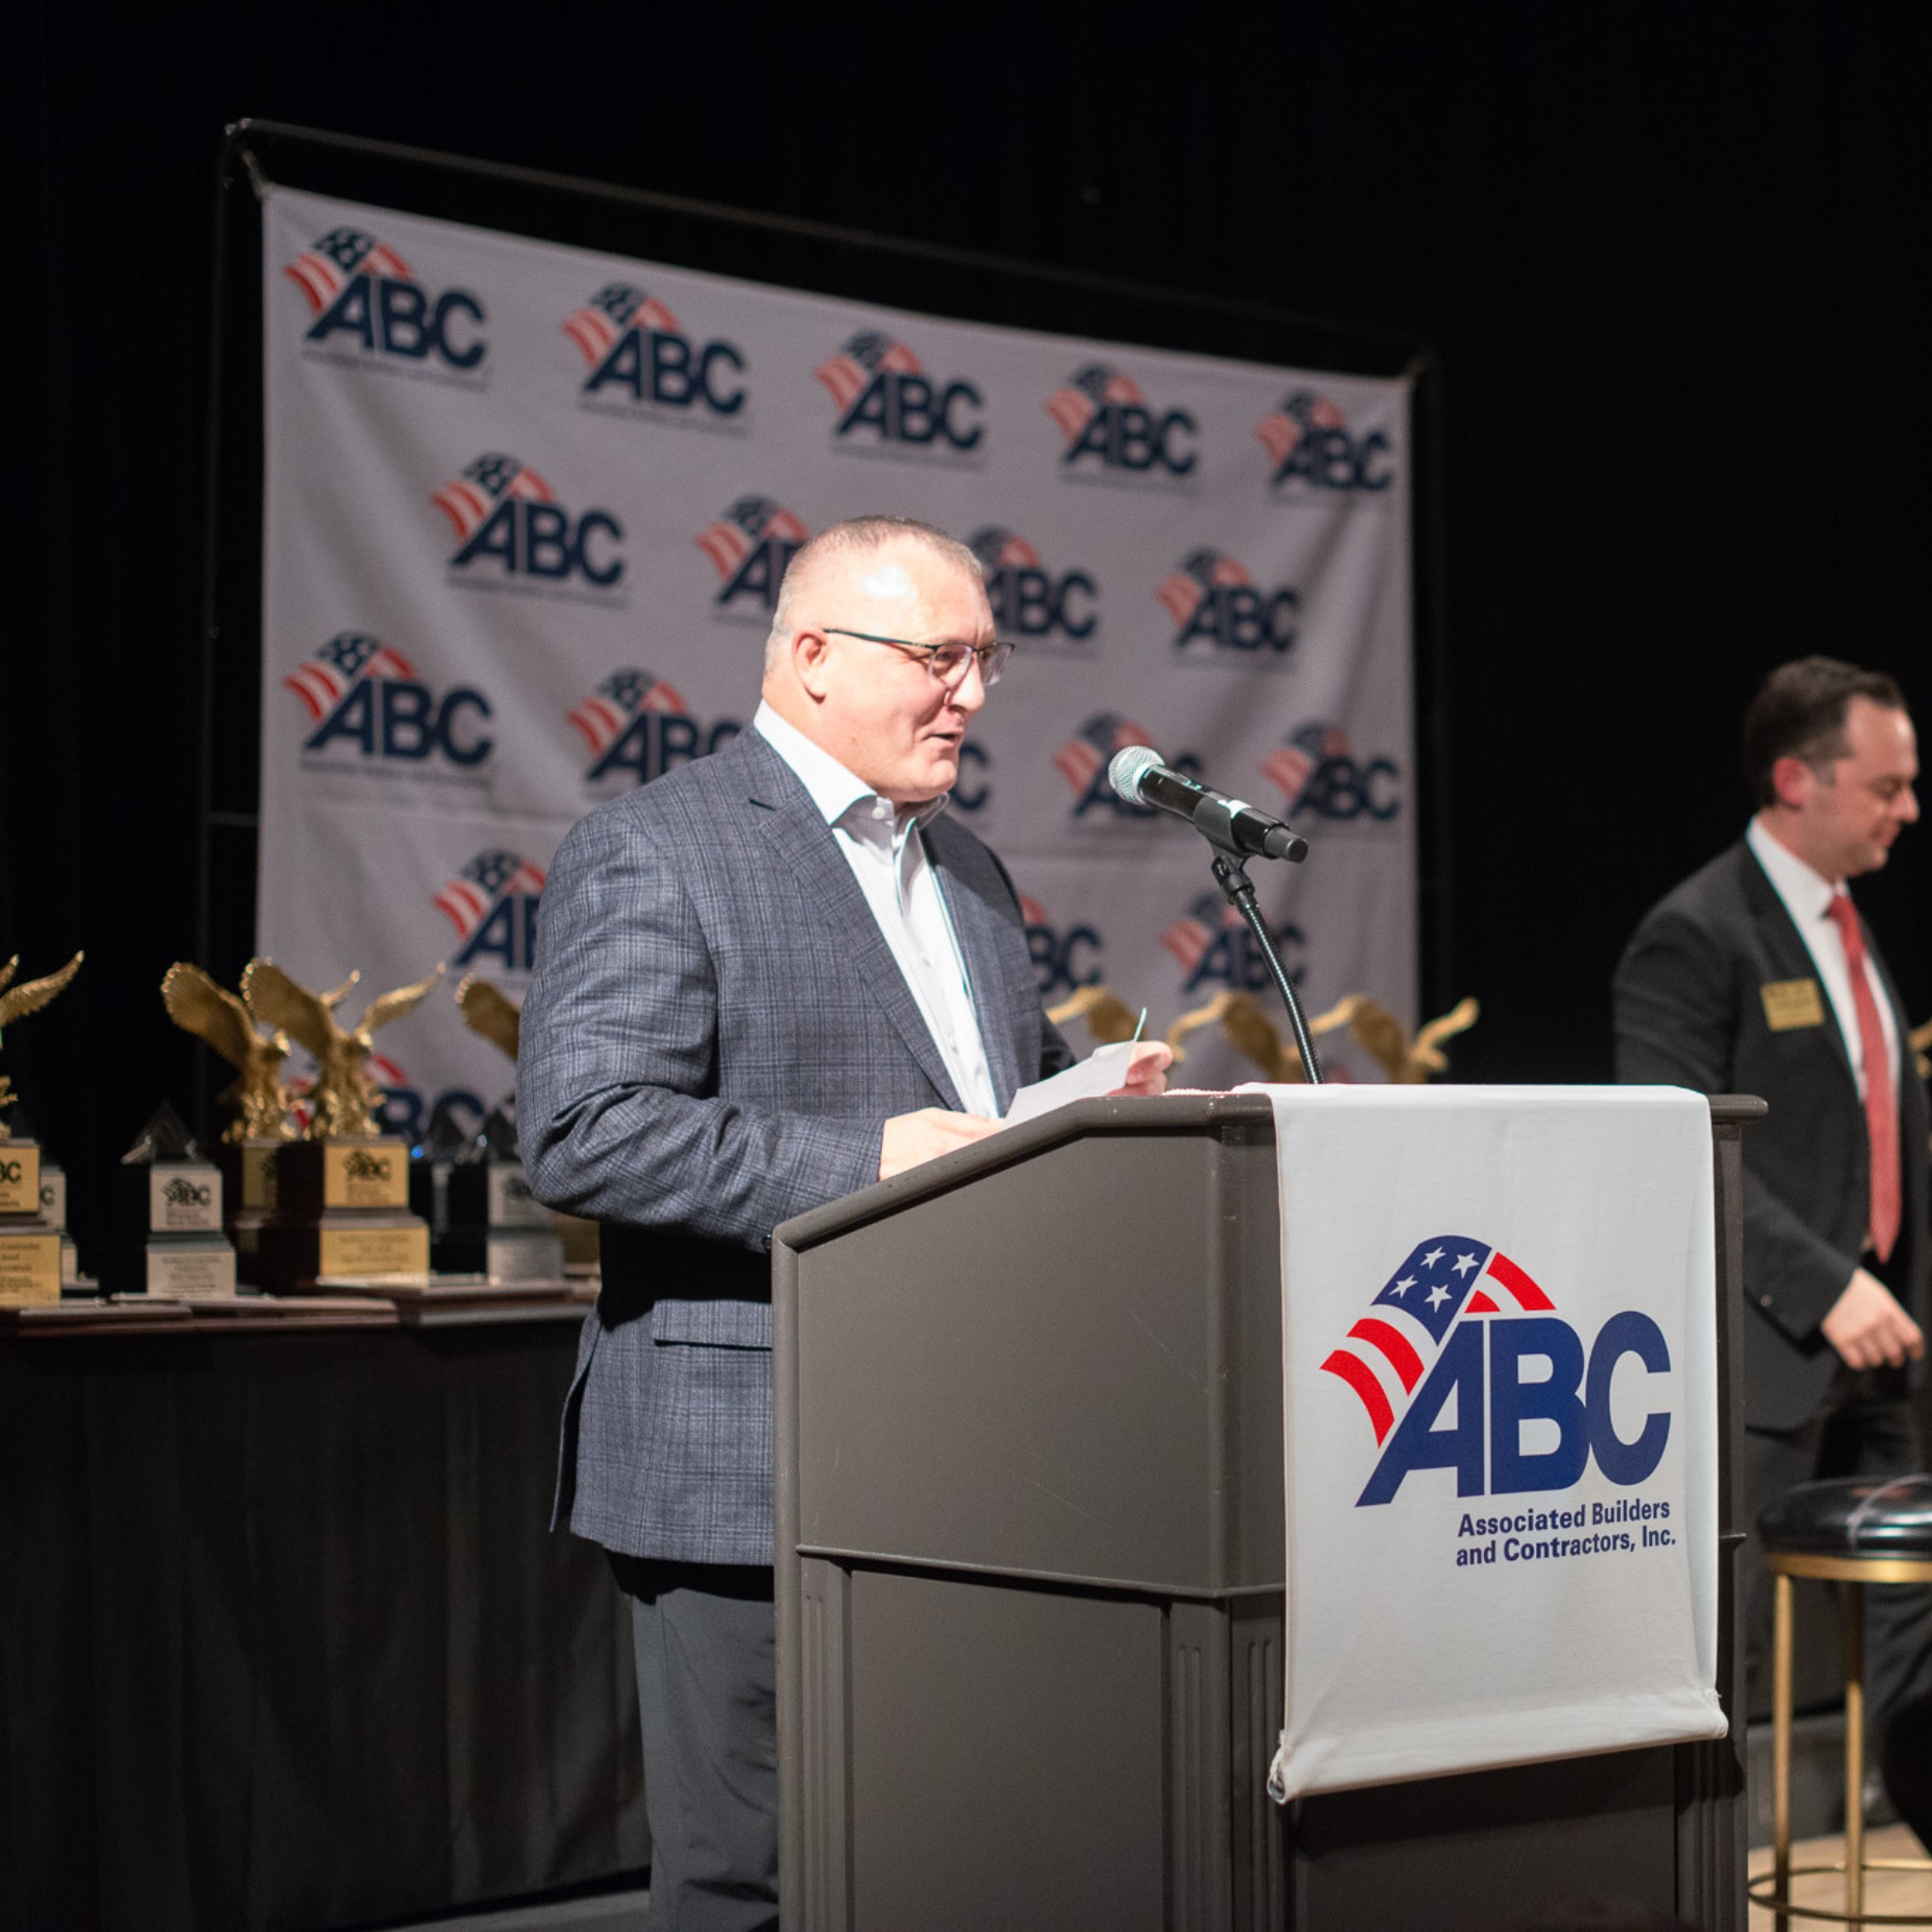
[{"x1": 518, "y1": 724, "x2": 1071, "y2": 1565}]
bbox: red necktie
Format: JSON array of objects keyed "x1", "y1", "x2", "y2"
[{"x1": 1826, "y1": 892, "x2": 1901, "y2": 1264}]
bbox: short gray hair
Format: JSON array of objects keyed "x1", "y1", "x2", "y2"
[{"x1": 764, "y1": 516, "x2": 983, "y2": 668}]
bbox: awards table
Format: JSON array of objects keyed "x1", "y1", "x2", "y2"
[{"x1": 0, "y1": 1296, "x2": 647, "y2": 1929}]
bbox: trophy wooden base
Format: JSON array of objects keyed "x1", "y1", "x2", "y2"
[
  {"x1": 0, "y1": 1219, "x2": 61, "y2": 1306},
  {"x1": 554, "y1": 1212, "x2": 600, "y2": 1268},
  {"x1": 257, "y1": 1213, "x2": 431, "y2": 1293},
  {"x1": 214, "y1": 1141, "x2": 282, "y2": 1288},
  {"x1": 275, "y1": 1138, "x2": 412, "y2": 1216}
]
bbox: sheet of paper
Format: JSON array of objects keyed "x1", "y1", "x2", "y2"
[{"x1": 1002, "y1": 1040, "x2": 1138, "y2": 1126}]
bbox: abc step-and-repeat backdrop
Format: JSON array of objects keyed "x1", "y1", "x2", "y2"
[{"x1": 260, "y1": 186, "x2": 1413, "y2": 1135}]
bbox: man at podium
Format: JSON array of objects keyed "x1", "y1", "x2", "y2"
[
  {"x1": 519, "y1": 515, "x2": 1168, "y2": 1931},
  {"x1": 1613, "y1": 657, "x2": 1932, "y2": 1774}
]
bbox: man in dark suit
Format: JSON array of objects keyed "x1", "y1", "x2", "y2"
[
  {"x1": 1613, "y1": 656, "x2": 1931, "y2": 1763},
  {"x1": 519, "y1": 516, "x2": 1168, "y2": 1930}
]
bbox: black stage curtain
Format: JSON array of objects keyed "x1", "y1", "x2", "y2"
[
  {"x1": 0, "y1": 1322, "x2": 647, "y2": 1930},
  {"x1": 13, "y1": 5, "x2": 1932, "y2": 1227}
]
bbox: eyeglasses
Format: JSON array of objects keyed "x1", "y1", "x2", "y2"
[{"x1": 820, "y1": 627, "x2": 1012, "y2": 689}]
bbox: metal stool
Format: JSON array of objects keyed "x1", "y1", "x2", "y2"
[{"x1": 1750, "y1": 1474, "x2": 1932, "y2": 1925}]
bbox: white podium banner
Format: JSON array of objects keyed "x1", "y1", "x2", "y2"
[{"x1": 1261, "y1": 1085, "x2": 1724, "y2": 1800}]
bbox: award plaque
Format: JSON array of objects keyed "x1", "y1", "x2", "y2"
[
  {"x1": 98, "y1": 1104, "x2": 238, "y2": 1299},
  {"x1": 236, "y1": 957, "x2": 441, "y2": 1292},
  {"x1": 160, "y1": 960, "x2": 307, "y2": 1288},
  {"x1": 452, "y1": 974, "x2": 593, "y2": 1274},
  {"x1": 0, "y1": 1134, "x2": 61, "y2": 1306},
  {"x1": 0, "y1": 952, "x2": 85, "y2": 1305},
  {"x1": 440, "y1": 1108, "x2": 565, "y2": 1283},
  {"x1": 213, "y1": 1139, "x2": 280, "y2": 1286},
  {"x1": 257, "y1": 1137, "x2": 430, "y2": 1290},
  {"x1": 15, "y1": 1111, "x2": 81, "y2": 1286}
]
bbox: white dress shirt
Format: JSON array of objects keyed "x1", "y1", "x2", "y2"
[
  {"x1": 1747, "y1": 814, "x2": 1900, "y2": 1099},
  {"x1": 753, "y1": 702, "x2": 1000, "y2": 1119}
]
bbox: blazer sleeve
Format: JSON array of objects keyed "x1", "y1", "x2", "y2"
[
  {"x1": 1613, "y1": 899, "x2": 1857, "y2": 1343},
  {"x1": 516, "y1": 805, "x2": 885, "y2": 1251}
]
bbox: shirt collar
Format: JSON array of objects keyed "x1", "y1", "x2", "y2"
[
  {"x1": 1747, "y1": 813, "x2": 1843, "y2": 923},
  {"x1": 753, "y1": 699, "x2": 949, "y2": 833}
]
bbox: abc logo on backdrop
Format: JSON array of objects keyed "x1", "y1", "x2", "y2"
[{"x1": 286, "y1": 228, "x2": 486, "y2": 377}]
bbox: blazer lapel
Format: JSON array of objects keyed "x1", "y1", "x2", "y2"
[
  {"x1": 739, "y1": 735, "x2": 964, "y2": 1110},
  {"x1": 929, "y1": 841, "x2": 1022, "y2": 1114},
  {"x1": 1737, "y1": 840, "x2": 1859, "y2": 1098}
]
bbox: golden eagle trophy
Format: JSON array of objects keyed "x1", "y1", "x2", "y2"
[
  {"x1": 159, "y1": 961, "x2": 298, "y2": 1285},
  {"x1": 0, "y1": 950, "x2": 83, "y2": 1306},
  {"x1": 241, "y1": 958, "x2": 442, "y2": 1293},
  {"x1": 161, "y1": 963, "x2": 297, "y2": 1144},
  {"x1": 455, "y1": 974, "x2": 522, "y2": 1062},
  {"x1": 1166, "y1": 989, "x2": 1480, "y2": 1085},
  {"x1": 242, "y1": 958, "x2": 443, "y2": 1140},
  {"x1": 0, "y1": 952, "x2": 84, "y2": 1121}
]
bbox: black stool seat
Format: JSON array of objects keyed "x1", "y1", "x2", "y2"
[{"x1": 1759, "y1": 1474, "x2": 1932, "y2": 1560}]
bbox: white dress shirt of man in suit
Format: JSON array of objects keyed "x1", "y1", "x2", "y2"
[{"x1": 519, "y1": 517, "x2": 1169, "y2": 1932}]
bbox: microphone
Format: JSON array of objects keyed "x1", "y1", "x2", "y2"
[{"x1": 1107, "y1": 746, "x2": 1308, "y2": 863}]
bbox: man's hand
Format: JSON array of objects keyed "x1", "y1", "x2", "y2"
[
  {"x1": 1821, "y1": 1266, "x2": 1926, "y2": 1370},
  {"x1": 879, "y1": 1107, "x2": 997, "y2": 1179},
  {"x1": 1107, "y1": 1040, "x2": 1173, "y2": 1096}
]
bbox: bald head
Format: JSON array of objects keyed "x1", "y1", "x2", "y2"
[
  {"x1": 759, "y1": 518, "x2": 998, "y2": 806},
  {"x1": 765, "y1": 517, "x2": 982, "y2": 670}
]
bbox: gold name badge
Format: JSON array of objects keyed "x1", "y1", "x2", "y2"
[
  {"x1": 0, "y1": 1228, "x2": 62, "y2": 1305},
  {"x1": 318, "y1": 1224, "x2": 430, "y2": 1278},
  {"x1": 322, "y1": 1144, "x2": 410, "y2": 1210},
  {"x1": 0, "y1": 1143, "x2": 43, "y2": 1216},
  {"x1": 1761, "y1": 978, "x2": 1826, "y2": 1032}
]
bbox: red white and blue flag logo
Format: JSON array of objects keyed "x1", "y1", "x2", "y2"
[
  {"x1": 562, "y1": 283, "x2": 679, "y2": 366},
  {"x1": 432, "y1": 455, "x2": 554, "y2": 541},
  {"x1": 567, "y1": 670, "x2": 688, "y2": 756},
  {"x1": 1321, "y1": 1236, "x2": 1556, "y2": 1447},
  {"x1": 1256, "y1": 390, "x2": 1348, "y2": 469},
  {"x1": 1053, "y1": 713, "x2": 1154, "y2": 795},
  {"x1": 1044, "y1": 364, "x2": 1143, "y2": 443},
  {"x1": 1161, "y1": 892, "x2": 1246, "y2": 974},
  {"x1": 284, "y1": 633, "x2": 418, "y2": 724},
  {"x1": 1262, "y1": 723, "x2": 1352, "y2": 802},
  {"x1": 434, "y1": 852, "x2": 546, "y2": 943},
  {"x1": 284, "y1": 228, "x2": 412, "y2": 313},
  {"x1": 1157, "y1": 549, "x2": 1251, "y2": 626},
  {"x1": 969, "y1": 526, "x2": 1041, "y2": 570},
  {"x1": 696, "y1": 497, "x2": 809, "y2": 581},
  {"x1": 815, "y1": 332, "x2": 922, "y2": 412}
]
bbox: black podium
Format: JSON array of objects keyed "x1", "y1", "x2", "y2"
[{"x1": 773, "y1": 1092, "x2": 1755, "y2": 1931}]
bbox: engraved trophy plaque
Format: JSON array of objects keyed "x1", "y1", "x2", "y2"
[
  {"x1": 440, "y1": 1106, "x2": 565, "y2": 1282},
  {"x1": 244, "y1": 959, "x2": 440, "y2": 1291},
  {"x1": 98, "y1": 1103, "x2": 238, "y2": 1299},
  {"x1": 0, "y1": 952, "x2": 83, "y2": 1306}
]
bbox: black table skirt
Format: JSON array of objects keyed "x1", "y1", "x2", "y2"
[{"x1": 0, "y1": 1318, "x2": 647, "y2": 1930}]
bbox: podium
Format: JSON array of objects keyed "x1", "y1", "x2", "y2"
[{"x1": 774, "y1": 1092, "x2": 1756, "y2": 1930}]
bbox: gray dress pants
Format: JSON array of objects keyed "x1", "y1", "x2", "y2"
[{"x1": 612, "y1": 1557, "x2": 779, "y2": 1932}]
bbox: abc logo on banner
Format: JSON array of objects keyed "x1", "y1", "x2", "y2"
[{"x1": 1322, "y1": 1236, "x2": 1674, "y2": 1552}]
